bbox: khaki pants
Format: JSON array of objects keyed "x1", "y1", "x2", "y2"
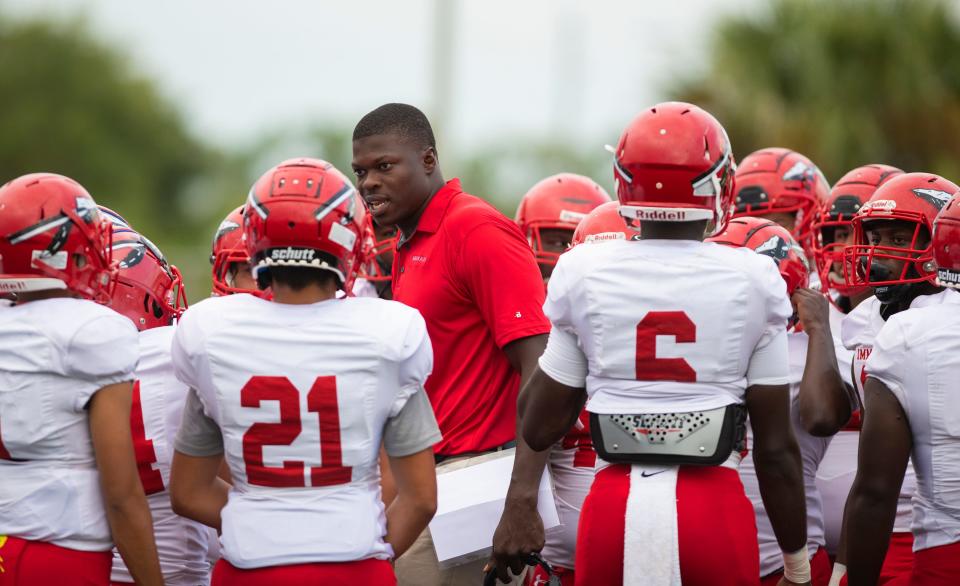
[{"x1": 394, "y1": 452, "x2": 527, "y2": 586}]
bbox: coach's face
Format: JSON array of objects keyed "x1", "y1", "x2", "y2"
[{"x1": 352, "y1": 133, "x2": 437, "y2": 233}]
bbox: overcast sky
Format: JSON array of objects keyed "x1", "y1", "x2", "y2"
[{"x1": 4, "y1": 0, "x2": 760, "y2": 152}]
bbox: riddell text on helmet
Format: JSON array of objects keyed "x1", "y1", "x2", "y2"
[{"x1": 633, "y1": 209, "x2": 690, "y2": 221}]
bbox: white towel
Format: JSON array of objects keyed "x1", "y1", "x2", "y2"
[{"x1": 623, "y1": 465, "x2": 682, "y2": 586}]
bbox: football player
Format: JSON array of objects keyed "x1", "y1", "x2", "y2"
[
  {"x1": 803, "y1": 165, "x2": 904, "y2": 582},
  {"x1": 514, "y1": 173, "x2": 611, "y2": 283},
  {"x1": 168, "y1": 158, "x2": 440, "y2": 585},
  {"x1": 513, "y1": 199, "x2": 627, "y2": 586},
  {"x1": 709, "y1": 217, "x2": 833, "y2": 585},
  {"x1": 833, "y1": 172, "x2": 959, "y2": 584},
  {"x1": 732, "y1": 148, "x2": 831, "y2": 256},
  {"x1": 520, "y1": 103, "x2": 810, "y2": 586},
  {"x1": 0, "y1": 174, "x2": 162, "y2": 585},
  {"x1": 210, "y1": 206, "x2": 259, "y2": 296},
  {"x1": 844, "y1": 191, "x2": 960, "y2": 584},
  {"x1": 100, "y1": 210, "x2": 214, "y2": 586}
]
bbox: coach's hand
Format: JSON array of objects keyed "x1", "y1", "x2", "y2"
[
  {"x1": 792, "y1": 288, "x2": 830, "y2": 333},
  {"x1": 489, "y1": 497, "x2": 544, "y2": 583}
]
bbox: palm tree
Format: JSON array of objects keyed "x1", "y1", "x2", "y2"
[{"x1": 673, "y1": 0, "x2": 960, "y2": 183}]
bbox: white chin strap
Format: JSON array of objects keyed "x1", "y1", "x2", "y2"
[{"x1": 253, "y1": 258, "x2": 346, "y2": 286}]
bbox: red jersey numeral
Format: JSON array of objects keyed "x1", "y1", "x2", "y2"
[
  {"x1": 635, "y1": 311, "x2": 697, "y2": 382},
  {"x1": 241, "y1": 376, "x2": 352, "y2": 488},
  {"x1": 560, "y1": 412, "x2": 596, "y2": 469},
  {"x1": 130, "y1": 381, "x2": 165, "y2": 495},
  {"x1": 0, "y1": 418, "x2": 12, "y2": 460}
]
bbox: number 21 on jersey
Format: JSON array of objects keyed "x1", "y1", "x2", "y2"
[
  {"x1": 635, "y1": 311, "x2": 697, "y2": 382},
  {"x1": 241, "y1": 375, "x2": 352, "y2": 488}
]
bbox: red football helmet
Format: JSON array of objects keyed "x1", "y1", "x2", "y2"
[
  {"x1": 842, "y1": 172, "x2": 960, "y2": 291},
  {"x1": 612, "y1": 102, "x2": 735, "y2": 236},
  {"x1": 707, "y1": 216, "x2": 810, "y2": 297},
  {"x1": 515, "y1": 173, "x2": 612, "y2": 265},
  {"x1": 570, "y1": 201, "x2": 639, "y2": 246},
  {"x1": 210, "y1": 206, "x2": 263, "y2": 296},
  {"x1": 933, "y1": 191, "x2": 960, "y2": 289},
  {"x1": 0, "y1": 173, "x2": 114, "y2": 301},
  {"x1": 104, "y1": 208, "x2": 187, "y2": 331},
  {"x1": 243, "y1": 158, "x2": 365, "y2": 292},
  {"x1": 732, "y1": 148, "x2": 830, "y2": 250},
  {"x1": 810, "y1": 164, "x2": 903, "y2": 296},
  {"x1": 362, "y1": 229, "x2": 396, "y2": 283}
]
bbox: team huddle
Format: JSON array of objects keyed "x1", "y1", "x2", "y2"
[{"x1": 0, "y1": 100, "x2": 958, "y2": 586}]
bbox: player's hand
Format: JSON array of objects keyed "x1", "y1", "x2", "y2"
[
  {"x1": 792, "y1": 287, "x2": 830, "y2": 334},
  {"x1": 489, "y1": 498, "x2": 544, "y2": 583},
  {"x1": 777, "y1": 578, "x2": 812, "y2": 586}
]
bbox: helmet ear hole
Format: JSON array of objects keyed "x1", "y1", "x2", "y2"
[{"x1": 151, "y1": 297, "x2": 164, "y2": 319}]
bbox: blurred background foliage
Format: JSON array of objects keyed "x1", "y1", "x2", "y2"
[{"x1": 0, "y1": 0, "x2": 958, "y2": 302}]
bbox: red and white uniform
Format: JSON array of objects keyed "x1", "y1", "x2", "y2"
[
  {"x1": 0, "y1": 299, "x2": 137, "y2": 571},
  {"x1": 110, "y1": 326, "x2": 212, "y2": 585},
  {"x1": 739, "y1": 329, "x2": 831, "y2": 579},
  {"x1": 867, "y1": 290, "x2": 960, "y2": 578},
  {"x1": 539, "y1": 411, "x2": 597, "y2": 574},
  {"x1": 539, "y1": 239, "x2": 792, "y2": 585},
  {"x1": 813, "y1": 302, "x2": 856, "y2": 554},
  {"x1": 171, "y1": 293, "x2": 434, "y2": 570},
  {"x1": 840, "y1": 294, "x2": 955, "y2": 535}
]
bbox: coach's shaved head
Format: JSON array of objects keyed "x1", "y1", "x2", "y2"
[
  {"x1": 352, "y1": 103, "x2": 436, "y2": 150},
  {"x1": 351, "y1": 103, "x2": 445, "y2": 238}
]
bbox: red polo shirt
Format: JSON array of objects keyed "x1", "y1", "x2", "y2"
[{"x1": 392, "y1": 179, "x2": 550, "y2": 456}]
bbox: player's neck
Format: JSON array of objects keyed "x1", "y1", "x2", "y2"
[
  {"x1": 639, "y1": 220, "x2": 708, "y2": 241},
  {"x1": 14, "y1": 289, "x2": 78, "y2": 304},
  {"x1": 270, "y1": 282, "x2": 339, "y2": 305}
]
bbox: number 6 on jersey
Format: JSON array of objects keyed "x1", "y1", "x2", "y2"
[{"x1": 635, "y1": 311, "x2": 697, "y2": 382}]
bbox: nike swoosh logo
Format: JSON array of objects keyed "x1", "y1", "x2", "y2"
[{"x1": 640, "y1": 470, "x2": 666, "y2": 478}]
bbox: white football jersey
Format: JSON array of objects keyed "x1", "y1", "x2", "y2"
[
  {"x1": 541, "y1": 410, "x2": 596, "y2": 570},
  {"x1": 171, "y1": 293, "x2": 433, "y2": 569},
  {"x1": 840, "y1": 292, "x2": 958, "y2": 533},
  {"x1": 868, "y1": 290, "x2": 960, "y2": 551},
  {"x1": 740, "y1": 330, "x2": 831, "y2": 576},
  {"x1": 111, "y1": 326, "x2": 211, "y2": 585},
  {"x1": 544, "y1": 239, "x2": 793, "y2": 414},
  {"x1": 0, "y1": 298, "x2": 138, "y2": 550}
]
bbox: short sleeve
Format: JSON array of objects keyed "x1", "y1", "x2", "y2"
[
  {"x1": 387, "y1": 310, "x2": 434, "y2": 418},
  {"x1": 746, "y1": 326, "x2": 790, "y2": 385},
  {"x1": 65, "y1": 314, "x2": 138, "y2": 410},
  {"x1": 543, "y1": 252, "x2": 576, "y2": 333},
  {"x1": 382, "y1": 390, "x2": 442, "y2": 457},
  {"x1": 171, "y1": 307, "x2": 205, "y2": 391},
  {"x1": 866, "y1": 318, "x2": 909, "y2": 412},
  {"x1": 455, "y1": 220, "x2": 551, "y2": 348},
  {"x1": 538, "y1": 326, "x2": 588, "y2": 388},
  {"x1": 174, "y1": 388, "x2": 224, "y2": 457}
]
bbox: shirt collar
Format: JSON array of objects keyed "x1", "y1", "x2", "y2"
[{"x1": 397, "y1": 178, "x2": 462, "y2": 246}]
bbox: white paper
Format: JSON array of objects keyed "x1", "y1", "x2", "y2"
[{"x1": 429, "y1": 449, "x2": 560, "y2": 567}]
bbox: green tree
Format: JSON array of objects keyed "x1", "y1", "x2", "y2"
[
  {"x1": 673, "y1": 0, "x2": 960, "y2": 182},
  {"x1": 0, "y1": 14, "x2": 212, "y2": 295}
]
